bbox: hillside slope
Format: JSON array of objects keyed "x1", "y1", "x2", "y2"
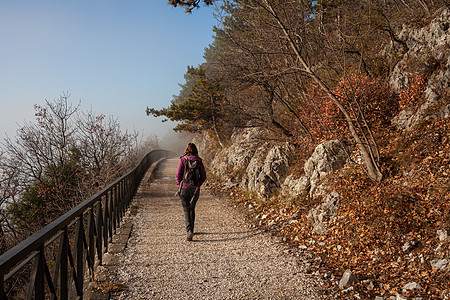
[{"x1": 196, "y1": 7, "x2": 449, "y2": 299}]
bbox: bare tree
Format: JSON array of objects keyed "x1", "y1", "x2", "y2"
[
  {"x1": 208, "y1": 0, "x2": 387, "y2": 180},
  {"x1": 0, "y1": 94, "x2": 147, "y2": 242},
  {"x1": 76, "y1": 110, "x2": 140, "y2": 192},
  {"x1": 3, "y1": 94, "x2": 80, "y2": 187},
  {"x1": 254, "y1": 0, "x2": 383, "y2": 181},
  {"x1": 0, "y1": 151, "x2": 21, "y2": 254}
]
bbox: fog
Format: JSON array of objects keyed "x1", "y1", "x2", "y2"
[{"x1": 159, "y1": 129, "x2": 195, "y2": 157}]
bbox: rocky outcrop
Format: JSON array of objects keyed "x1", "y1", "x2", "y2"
[
  {"x1": 209, "y1": 128, "x2": 263, "y2": 179},
  {"x1": 241, "y1": 143, "x2": 293, "y2": 198},
  {"x1": 198, "y1": 127, "x2": 294, "y2": 198},
  {"x1": 197, "y1": 126, "x2": 349, "y2": 203},
  {"x1": 283, "y1": 140, "x2": 349, "y2": 198},
  {"x1": 207, "y1": 137, "x2": 350, "y2": 199},
  {"x1": 304, "y1": 140, "x2": 349, "y2": 196},
  {"x1": 281, "y1": 175, "x2": 309, "y2": 198},
  {"x1": 390, "y1": 8, "x2": 449, "y2": 93},
  {"x1": 390, "y1": 8, "x2": 450, "y2": 130},
  {"x1": 241, "y1": 146, "x2": 270, "y2": 195}
]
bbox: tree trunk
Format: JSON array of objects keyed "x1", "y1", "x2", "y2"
[
  {"x1": 260, "y1": 0, "x2": 382, "y2": 181},
  {"x1": 210, "y1": 94, "x2": 224, "y2": 148}
]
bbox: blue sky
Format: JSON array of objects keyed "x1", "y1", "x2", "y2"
[{"x1": 0, "y1": 1, "x2": 217, "y2": 142}]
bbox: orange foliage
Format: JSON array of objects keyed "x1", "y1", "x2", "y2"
[
  {"x1": 398, "y1": 75, "x2": 427, "y2": 110},
  {"x1": 290, "y1": 83, "x2": 344, "y2": 145},
  {"x1": 289, "y1": 71, "x2": 398, "y2": 148},
  {"x1": 334, "y1": 71, "x2": 398, "y2": 126}
]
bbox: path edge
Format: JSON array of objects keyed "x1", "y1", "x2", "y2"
[{"x1": 84, "y1": 157, "x2": 167, "y2": 299}]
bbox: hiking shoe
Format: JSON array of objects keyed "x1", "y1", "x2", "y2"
[{"x1": 187, "y1": 230, "x2": 193, "y2": 241}]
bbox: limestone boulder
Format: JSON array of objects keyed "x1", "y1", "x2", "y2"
[
  {"x1": 210, "y1": 127, "x2": 269, "y2": 179},
  {"x1": 339, "y1": 269, "x2": 359, "y2": 289},
  {"x1": 390, "y1": 8, "x2": 450, "y2": 130},
  {"x1": 390, "y1": 8, "x2": 449, "y2": 93},
  {"x1": 281, "y1": 175, "x2": 309, "y2": 197},
  {"x1": 304, "y1": 140, "x2": 349, "y2": 196},
  {"x1": 242, "y1": 143, "x2": 293, "y2": 198}
]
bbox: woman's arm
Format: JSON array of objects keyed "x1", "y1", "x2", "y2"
[
  {"x1": 176, "y1": 157, "x2": 185, "y2": 186},
  {"x1": 198, "y1": 161, "x2": 207, "y2": 186}
]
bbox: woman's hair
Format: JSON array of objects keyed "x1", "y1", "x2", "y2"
[{"x1": 184, "y1": 143, "x2": 199, "y2": 156}]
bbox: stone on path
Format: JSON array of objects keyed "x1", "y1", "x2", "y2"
[{"x1": 338, "y1": 269, "x2": 358, "y2": 289}]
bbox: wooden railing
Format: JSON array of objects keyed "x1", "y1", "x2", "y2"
[{"x1": 0, "y1": 149, "x2": 170, "y2": 299}]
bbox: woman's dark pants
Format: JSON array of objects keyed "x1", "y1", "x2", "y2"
[{"x1": 179, "y1": 188, "x2": 200, "y2": 233}]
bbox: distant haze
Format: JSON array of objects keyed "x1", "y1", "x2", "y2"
[
  {"x1": 0, "y1": 1, "x2": 216, "y2": 143},
  {"x1": 160, "y1": 131, "x2": 196, "y2": 156}
]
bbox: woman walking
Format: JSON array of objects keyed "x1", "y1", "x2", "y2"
[{"x1": 176, "y1": 143, "x2": 207, "y2": 241}]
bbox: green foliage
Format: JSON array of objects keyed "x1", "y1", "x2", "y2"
[
  {"x1": 8, "y1": 184, "x2": 45, "y2": 230},
  {"x1": 147, "y1": 65, "x2": 226, "y2": 133},
  {"x1": 168, "y1": 0, "x2": 213, "y2": 13},
  {"x1": 7, "y1": 146, "x2": 84, "y2": 231},
  {"x1": 1, "y1": 95, "x2": 148, "y2": 252}
]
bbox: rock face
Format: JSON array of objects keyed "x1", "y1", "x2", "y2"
[
  {"x1": 199, "y1": 127, "x2": 294, "y2": 198},
  {"x1": 241, "y1": 146, "x2": 270, "y2": 196},
  {"x1": 241, "y1": 143, "x2": 293, "y2": 198},
  {"x1": 390, "y1": 8, "x2": 450, "y2": 130},
  {"x1": 201, "y1": 127, "x2": 350, "y2": 200},
  {"x1": 209, "y1": 127, "x2": 263, "y2": 178},
  {"x1": 283, "y1": 140, "x2": 349, "y2": 198},
  {"x1": 304, "y1": 140, "x2": 349, "y2": 196},
  {"x1": 390, "y1": 8, "x2": 449, "y2": 93},
  {"x1": 281, "y1": 175, "x2": 309, "y2": 197}
]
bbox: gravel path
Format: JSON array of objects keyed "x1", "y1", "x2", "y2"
[{"x1": 111, "y1": 158, "x2": 323, "y2": 299}]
